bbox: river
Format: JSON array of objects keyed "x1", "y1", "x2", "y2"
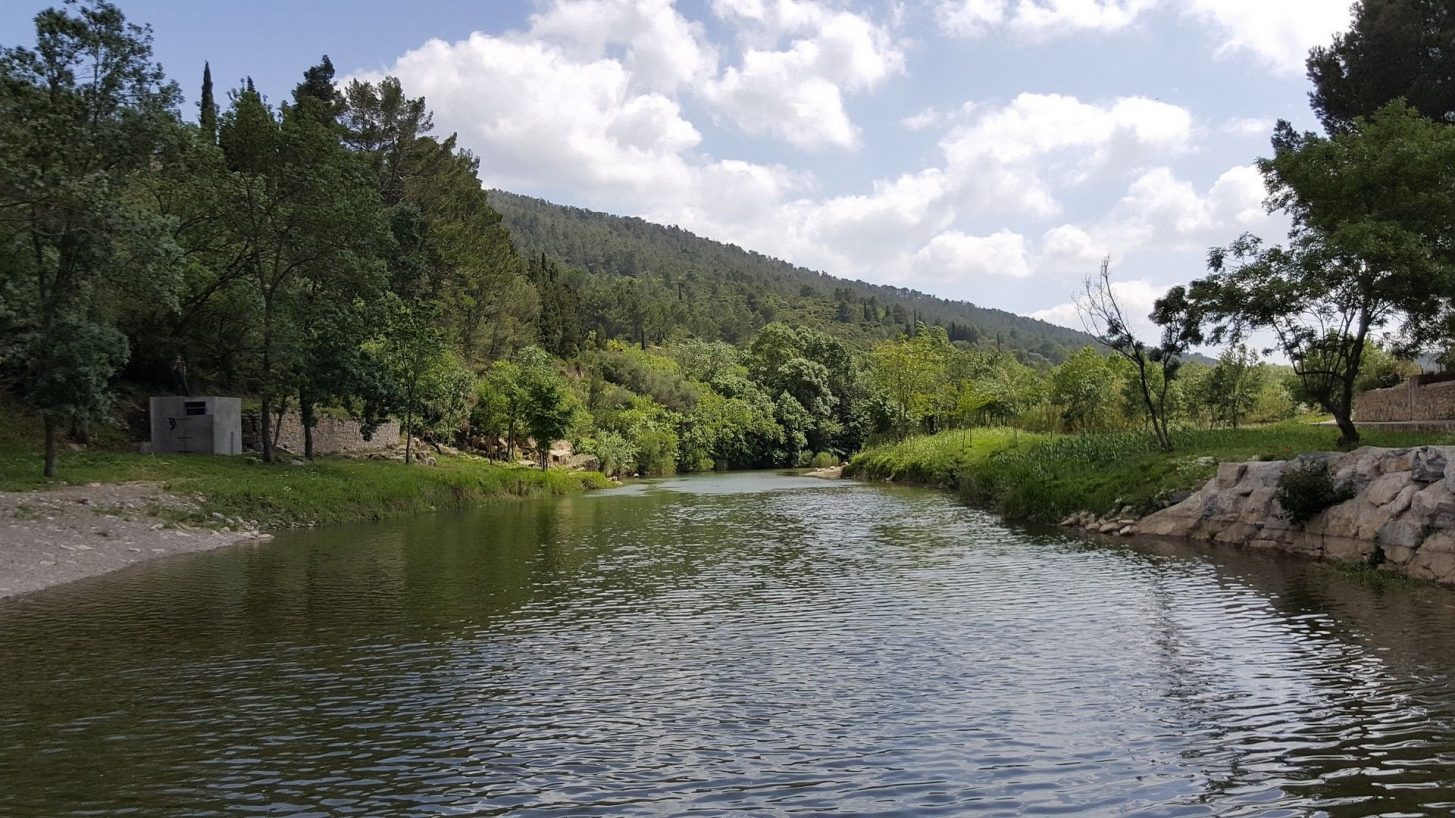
[{"x1": 3, "y1": 472, "x2": 1455, "y2": 816}]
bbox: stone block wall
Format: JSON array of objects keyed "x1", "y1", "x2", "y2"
[
  {"x1": 242, "y1": 411, "x2": 400, "y2": 455},
  {"x1": 1354, "y1": 380, "x2": 1455, "y2": 422}
]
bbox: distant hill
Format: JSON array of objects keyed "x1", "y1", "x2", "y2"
[{"x1": 489, "y1": 190, "x2": 1099, "y2": 364}]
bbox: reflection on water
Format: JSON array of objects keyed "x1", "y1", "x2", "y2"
[{"x1": 3, "y1": 472, "x2": 1455, "y2": 816}]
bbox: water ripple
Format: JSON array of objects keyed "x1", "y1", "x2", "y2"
[{"x1": 2, "y1": 473, "x2": 1455, "y2": 816}]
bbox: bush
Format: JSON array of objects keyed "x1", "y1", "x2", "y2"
[
  {"x1": 1275, "y1": 463, "x2": 1354, "y2": 524},
  {"x1": 809, "y1": 451, "x2": 837, "y2": 468},
  {"x1": 634, "y1": 429, "x2": 678, "y2": 476}
]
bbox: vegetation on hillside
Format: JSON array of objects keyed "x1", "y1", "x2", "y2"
[{"x1": 489, "y1": 189, "x2": 1098, "y2": 362}]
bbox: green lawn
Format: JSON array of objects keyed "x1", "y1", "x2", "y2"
[
  {"x1": 846, "y1": 423, "x2": 1455, "y2": 523},
  {"x1": 0, "y1": 401, "x2": 610, "y2": 532}
]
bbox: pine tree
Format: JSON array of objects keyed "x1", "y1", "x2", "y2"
[{"x1": 199, "y1": 61, "x2": 217, "y2": 143}]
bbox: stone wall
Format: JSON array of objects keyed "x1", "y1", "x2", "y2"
[
  {"x1": 1134, "y1": 447, "x2": 1455, "y2": 585},
  {"x1": 1354, "y1": 379, "x2": 1455, "y2": 422},
  {"x1": 242, "y1": 411, "x2": 400, "y2": 455}
]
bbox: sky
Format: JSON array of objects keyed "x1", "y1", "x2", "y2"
[{"x1": 3, "y1": 0, "x2": 1356, "y2": 337}]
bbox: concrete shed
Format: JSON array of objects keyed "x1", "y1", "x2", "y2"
[{"x1": 149, "y1": 396, "x2": 242, "y2": 455}]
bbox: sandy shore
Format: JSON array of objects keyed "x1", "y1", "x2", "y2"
[{"x1": 0, "y1": 482, "x2": 272, "y2": 600}]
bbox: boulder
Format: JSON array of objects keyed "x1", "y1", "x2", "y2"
[{"x1": 1412, "y1": 447, "x2": 1449, "y2": 483}]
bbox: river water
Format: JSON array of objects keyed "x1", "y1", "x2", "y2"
[{"x1": 3, "y1": 472, "x2": 1455, "y2": 816}]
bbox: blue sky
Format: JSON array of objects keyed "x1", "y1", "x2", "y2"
[{"x1": 3, "y1": 0, "x2": 1355, "y2": 334}]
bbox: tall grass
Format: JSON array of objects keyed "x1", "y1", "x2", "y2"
[
  {"x1": 848, "y1": 423, "x2": 1455, "y2": 523},
  {"x1": 0, "y1": 449, "x2": 611, "y2": 528}
]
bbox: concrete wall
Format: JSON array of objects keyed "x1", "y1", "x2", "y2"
[
  {"x1": 150, "y1": 397, "x2": 242, "y2": 455},
  {"x1": 242, "y1": 410, "x2": 400, "y2": 455},
  {"x1": 1354, "y1": 380, "x2": 1455, "y2": 422}
]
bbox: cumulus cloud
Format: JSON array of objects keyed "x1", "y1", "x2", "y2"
[
  {"x1": 1222, "y1": 116, "x2": 1274, "y2": 137},
  {"x1": 354, "y1": 34, "x2": 707, "y2": 204},
  {"x1": 1182, "y1": 0, "x2": 1352, "y2": 75},
  {"x1": 915, "y1": 229, "x2": 1034, "y2": 281},
  {"x1": 936, "y1": 0, "x2": 1157, "y2": 39},
  {"x1": 1032, "y1": 278, "x2": 1169, "y2": 337},
  {"x1": 935, "y1": 0, "x2": 1352, "y2": 75},
  {"x1": 704, "y1": 0, "x2": 906, "y2": 149},
  {"x1": 529, "y1": 0, "x2": 717, "y2": 90},
  {"x1": 938, "y1": 93, "x2": 1194, "y2": 217}
]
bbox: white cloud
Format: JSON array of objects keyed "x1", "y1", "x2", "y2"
[
  {"x1": 936, "y1": 0, "x2": 1157, "y2": 39},
  {"x1": 1038, "y1": 224, "x2": 1108, "y2": 276},
  {"x1": 915, "y1": 229, "x2": 1034, "y2": 280},
  {"x1": 1032, "y1": 278, "x2": 1168, "y2": 337},
  {"x1": 704, "y1": 0, "x2": 906, "y2": 149},
  {"x1": 935, "y1": 0, "x2": 1352, "y2": 75},
  {"x1": 529, "y1": 0, "x2": 717, "y2": 90},
  {"x1": 939, "y1": 93, "x2": 1194, "y2": 217},
  {"x1": 1182, "y1": 0, "x2": 1352, "y2": 75},
  {"x1": 356, "y1": 35, "x2": 705, "y2": 203},
  {"x1": 1222, "y1": 116, "x2": 1274, "y2": 137}
]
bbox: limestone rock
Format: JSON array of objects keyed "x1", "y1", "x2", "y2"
[{"x1": 1128, "y1": 446, "x2": 1455, "y2": 585}]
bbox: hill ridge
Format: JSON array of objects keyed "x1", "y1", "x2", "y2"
[{"x1": 489, "y1": 189, "x2": 1097, "y2": 363}]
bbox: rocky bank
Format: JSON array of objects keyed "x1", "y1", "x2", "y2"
[
  {"x1": 1128, "y1": 446, "x2": 1455, "y2": 585},
  {"x1": 0, "y1": 482, "x2": 272, "y2": 600}
]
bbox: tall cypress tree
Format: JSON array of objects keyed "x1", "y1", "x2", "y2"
[{"x1": 199, "y1": 61, "x2": 217, "y2": 143}]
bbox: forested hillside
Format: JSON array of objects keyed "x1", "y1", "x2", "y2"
[{"x1": 490, "y1": 190, "x2": 1095, "y2": 364}]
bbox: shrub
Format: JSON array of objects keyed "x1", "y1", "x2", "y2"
[
  {"x1": 809, "y1": 451, "x2": 837, "y2": 468},
  {"x1": 1275, "y1": 463, "x2": 1354, "y2": 524}
]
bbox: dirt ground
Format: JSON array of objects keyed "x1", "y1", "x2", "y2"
[{"x1": 0, "y1": 482, "x2": 271, "y2": 600}]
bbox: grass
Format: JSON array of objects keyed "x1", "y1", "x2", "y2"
[
  {"x1": 0, "y1": 402, "x2": 610, "y2": 529},
  {"x1": 846, "y1": 422, "x2": 1455, "y2": 524}
]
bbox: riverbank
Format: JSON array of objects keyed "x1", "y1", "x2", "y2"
[
  {"x1": 0, "y1": 450, "x2": 611, "y2": 598},
  {"x1": 0, "y1": 481, "x2": 275, "y2": 599},
  {"x1": 845, "y1": 423, "x2": 1455, "y2": 523}
]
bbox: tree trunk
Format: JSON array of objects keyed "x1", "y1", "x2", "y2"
[
  {"x1": 43, "y1": 416, "x2": 57, "y2": 478},
  {"x1": 300, "y1": 390, "x2": 314, "y2": 460},
  {"x1": 271, "y1": 396, "x2": 288, "y2": 456},
  {"x1": 403, "y1": 413, "x2": 413, "y2": 465},
  {"x1": 261, "y1": 395, "x2": 273, "y2": 463},
  {"x1": 1332, "y1": 401, "x2": 1356, "y2": 445}
]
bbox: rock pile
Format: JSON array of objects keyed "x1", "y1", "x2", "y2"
[{"x1": 1133, "y1": 446, "x2": 1455, "y2": 585}]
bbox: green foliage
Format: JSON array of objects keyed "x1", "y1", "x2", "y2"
[
  {"x1": 582, "y1": 430, "x2": 635, "y2": 478},
  {"x1": 0, "y1": 446, "x2": 607, "y2": 527},
  {"x1": 1159, "y1": 103, "x2": 1455, "y2": 447},
  {"x1": 490, "y1": 190, "x2": 1097, "y2": 361},
  {"x1": 1275, "y1": 463, "x2": 1355, "y2": 524},
  {"x1": 633, "y1": 429, "x2": 678, "y2": 476},
  {"x1": 849, "y1": 423, "x2": 1455, "y2": 524},
  {"x1": 1050, "y1": 347, "x2": 1125, "y2": 432},
  {"x1": 1307, "y1": 0, "x2": 1455, "y2": 133},
  {"x1": 809, "y1": 452, "x2": 837, "y2": 468},
  {"x1": 0, "y1": 0, "x2": 185, "y2": 475}
]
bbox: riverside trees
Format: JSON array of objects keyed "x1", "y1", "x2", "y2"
[{"x1": 0, "y1": 0, "x2": 185, "y2": 477}]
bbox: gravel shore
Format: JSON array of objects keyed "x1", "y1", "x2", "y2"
[{"x1": 0, "y1": 482, "x2": 272, "y2": 600}]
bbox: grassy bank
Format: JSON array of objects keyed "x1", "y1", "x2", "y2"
[
  {"x1": 846, "y1": 424, "x2": 1455, "y2": 523},
  {"x1": 0, "y1": 448, "x2": 611, "y2": 529}
]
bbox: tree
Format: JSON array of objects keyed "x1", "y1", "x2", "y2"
[
  {"x1": 375, "y1": 302, "x2": 461, "y2": 465},
  {"x1": 1050, "y1": 347, "x2": 1123, "y2": 432},
  {"x1": 1079, "y1": 258, "x2": 1186, "y2": 452},
  {"x1": 0, "y1": 0, "x2": 184, "y2": 476},
  {"x1": 1159, "y1": 104, "x2": 1455, "y2": 447},
  {"x1": 216, "y1": 60, "x2": 389, "y2": 462},
  {"x1": 1307, "y1": 0, "x2": 1455, "y2": 133},
  {"x1": 199, "y1": 61, "x2": 217, "y2": 143},
  {"x1": 1205, "y1": 344, "x2": 1265, "y2": 429},
  {"x1": 869, "y1": 327, "x2": 951, "y2": 437},
  {"x1": 522, "y1": 373, "x2": 575, "y2": 469}
]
